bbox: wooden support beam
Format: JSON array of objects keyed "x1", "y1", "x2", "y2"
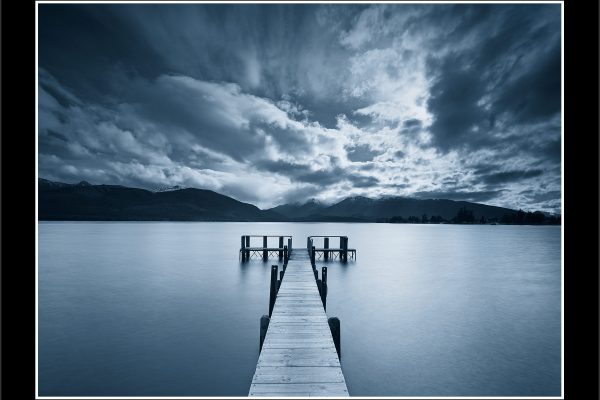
[
  {"x1": 269, "y1": 265, "x2": 278, "y2": 317},
  {"x1": 279, "y1": 236, "x2": 284, "y2": 260},
  {"x1": 322, "y1": 266, "x2": 327, "y2": 311},
  {"x1": 263, "y1": 236, "x2": 268, "y2": 260},
  {"x1": 328, "y1": 317, "x2": 341, "y2": 359},
  {"x1": 260, "y1": 315, "x2": 270, "y2": 352}
]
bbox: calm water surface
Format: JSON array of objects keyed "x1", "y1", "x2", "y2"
[{"x1": 38, "y1": 222, "x2": 561, "y2": 396}]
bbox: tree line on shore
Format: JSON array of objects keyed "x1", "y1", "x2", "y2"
[{"x1": 377, "y1": 207, "x2": 561, "y2": 225}]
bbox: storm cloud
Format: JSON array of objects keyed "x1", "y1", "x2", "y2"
[{"x1": 38, "y1": 3, "x2": 562, "y2": 213}]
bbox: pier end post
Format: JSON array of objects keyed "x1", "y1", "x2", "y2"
[
  {"x1": 278, "y1": 236, "x2": 284, "y2": 260},
  {"x1": 259, "y1": 315, "x2": 270, "y2": 352},
  {"x1": 241, "y1": 236, "x2": 246, "y2": 262},
  {"x1": 322, "y1": 266, "x2": 328, "y2": 310},
  {"x1": 342, "y1": 237, "x2": 348, "y2": 262},
  {"x1": 245, "y1": 236, "x2": 250, "y2": 260},
  {"x1": 263, "y1": 236, "x2": 268, "y2": 260},
  {"x1": 328, "y1": 317, "x2": 341, "y2": 358},
  {"x1": 269, "y1": 265, "x2": 278, "y2": 316}
]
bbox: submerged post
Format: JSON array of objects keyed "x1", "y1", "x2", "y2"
[
  {"x1": 324, "y1": 237, "x2": 329, "y2": 261},
  {"x1": 245, "y1": 236, "x2": 250, "y2": 260},
  {"x1": 279, "y1": 236, "x2": 284, "y2": 260},
  {"x1": 259, "y1": 315, "x2": 270, "y2": 351},
  {"x1": 263, "y1": 236, "x2": 268, "y2": 260},
  {"x1": 342, "y1": 237, "x2": 348, "y2": 262},
  {"x1": 321, "y1": 266, "x2": 328, "y2": 310},
  {"x1": 241, "y1": 236, "x2": 246, "y2": 262},
  {"x1": 269, "y1": 265, "x2": 278, "y2": 317},
  {"x1": 328, "y1": 317, "x2": 341, "y2": 358}
]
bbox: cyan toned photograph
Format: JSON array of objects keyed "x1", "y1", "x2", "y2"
[{"x1": 37, "y1": 2, "x2": 562, "y2": 397}]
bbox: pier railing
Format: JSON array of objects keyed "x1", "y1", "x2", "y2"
[
  {"x1": 307, "y1": 235, "x2": 356, "y2": 262},
  {"x1": 240, "y1": 235, "x2": 292, "y2": 261}
]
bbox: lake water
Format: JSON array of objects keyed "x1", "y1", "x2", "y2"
[{"x1": 38, "y1": 222, "x2": 561, "y2": 396}]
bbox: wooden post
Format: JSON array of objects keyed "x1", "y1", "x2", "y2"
[
  {"x1": 342, "y1": 237, "x2": 348, "y2": 262},
  {"x1": 241, "y1": 236, "x2": 246, "y2": 262},
  {"x1": 269, "y1": 265, "x2": 278, "y2": 317},
  {"x1": 321, "y1": 266, "x2": 327, "y2": 310},
  {"x1": 316, "y1": 278, "x2": 322, "y2": 298},
  {"x1": 245, "y1": 236, "x2": 250, "y2": 260},
  {"x1": 311, "y1": 245, "x2": 316, "y2": 265},
  {"x1": 259, "y1": 315, "x2": 270, "y2": 352},
  {"x1": 324, "y1": 237, "x2": 329, "y2": 261},
  {"x1": 263, "y1": 236, "x2": 268, "y2": 260},
  {"x1": 313, "y1": 267, "x2": 318, "y2": 280},
  {"x1": 283, "y1": 245, "x2": 288, "y2": 263},
  {"x1": 328, "y1": 317, "x2": 341, "y2": 358},
  {"x1": 278, "y1": 236, "x2": 284, "y2": 260},
  {"x1": 288, "y1": 238, "x2": 292, "y2": 256},
  {"x1": 280, "y1": 270, "x2": 284, "y2": 284}
]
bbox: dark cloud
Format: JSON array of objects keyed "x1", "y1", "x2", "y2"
[
  {"x1": 346, "y1": 144, "x2": 382, "y2": 162},
  {"x1": 255, "y1": 158, "x2": 381, "y2": 189},
  {"x1": 348, "y1": 175, "x2": 380, "y2": 188},
  {"x1": 400, "y1": 118, "x2": 423, "y2": 135},
  {"x1": 426, "y1": 54, "x2": 488, "y2": 151},
  {"x1": 425, "y1": 4, "x2": 561, "y2": 152},
  {"x1": 530, "y1": 190, "x2": 561, "y2": 203},
  {"x1": 479, "y1": 169, "x2": 544, "y2": 185},
  {"x1": 493, "y1": 41, "x2": 561, "y2": 124},
  {"x1": 255, "y1": 159, "x2": 344, "y2": 186},
  {"x1": 413, "y1": 190, "x2": 506, "y2": 203}
]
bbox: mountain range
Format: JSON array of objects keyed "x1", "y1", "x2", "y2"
[
  {"x1": 39, "y1": 178, "x2": 280, "y2": 221},
  {"x1": 39, "y1": 178, "x2": 519, "y2": 222}
]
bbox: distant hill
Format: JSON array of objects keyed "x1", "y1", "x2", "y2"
[
  {"x1": 38, "y1": 178, "x2": 282, "y2": 221},
  {"x1": 268, "y1": 198, "x2": 325, "y2": 219},
  {"x1": 267, "y1": 195, "x2": 516, "y2": 221},
  {"x1": 39, "y1": 178, "x2": 526, "y2": 222}
]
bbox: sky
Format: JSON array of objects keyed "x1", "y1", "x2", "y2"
[{"x1": 38, "y1": 3, "x2": 562, "y2": 212}]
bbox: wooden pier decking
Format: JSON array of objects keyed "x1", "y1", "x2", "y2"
[{"x1": 249, "y1": 249, "x2": 349, "y2": 397}]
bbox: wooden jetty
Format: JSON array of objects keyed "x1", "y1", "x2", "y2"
[
  {"x1": 307, "y1": 236, "x2": 356, "y2": 262},
  {"x1": 248, "y1": 240, "x2": 350, "y2": 397},
  {"x1": 240, "y1": 235, "x2": 293, "y2": 262}
]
